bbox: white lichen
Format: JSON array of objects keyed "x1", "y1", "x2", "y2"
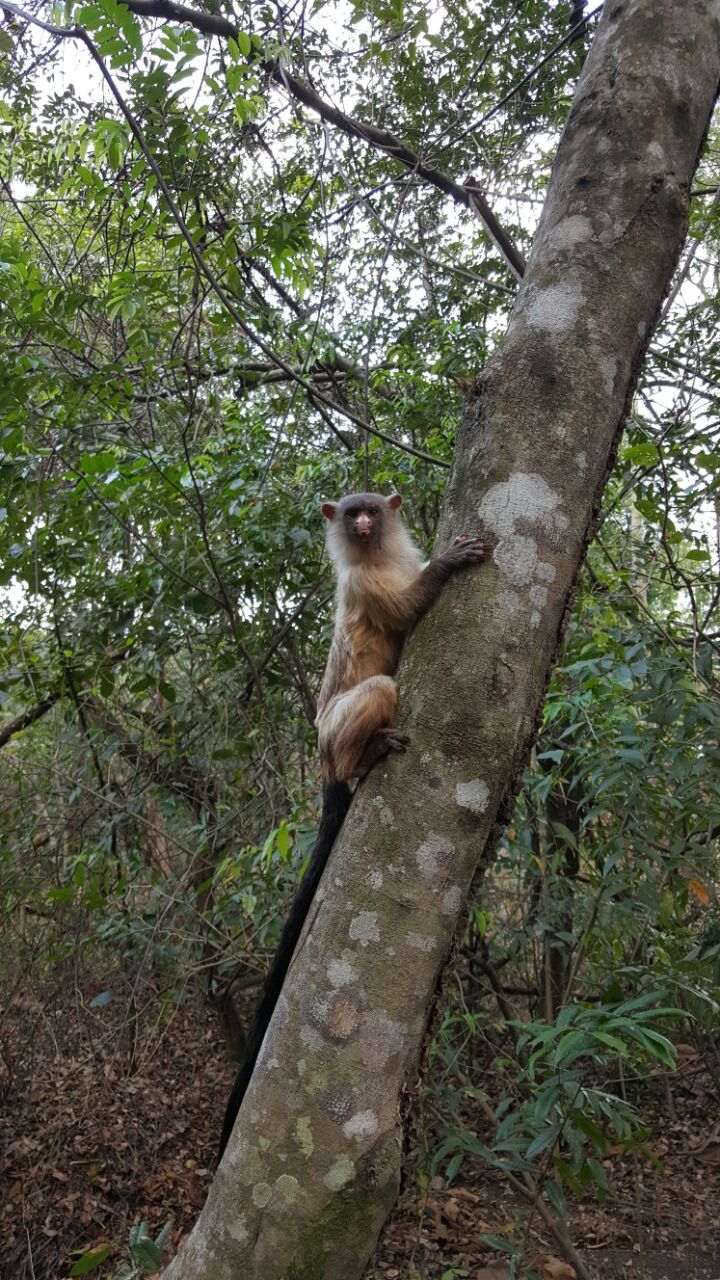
[
  {"x1": 524, "y1": 282, "x2": 586, "y2": 333},
  {"x1": 478, "y1": 473, "x2": 568, "y2": 543},
  {"x1": 327, "y1": 957, "x2": 358, "y2": 988},
  {"x1": 407, "y1": 932, "x2": 436, "y2": 952},
  {"x1": 359, "y1": 1011, "x2": 406, "y2": 1068},
  {"x1": 497, "y1": 588, "x2": 522, "y2": 616},
  {"x1": 598, "y1": 355, "x2": 617, "y2": 397},
  {"x1": 349, "y1": 911, "x2": 380, "y2": 947},
  {"x1": 547, "y1": 214, "x2": 592, "y2": 251},
  {"x1": 535, "y1": 560, "x2": 557, "y2": 584},
  {"x1": 442, "y1": 885, "x2": 463, "y2": 915},
  {"x1": 275, "y1": 1174, "x2": 300, "y2": 1204},
  {"x1": 226, "y1": 1214, "x2": 249, "y2": 1245},
  {"x1": 251, "y1": 1181, "x2": 272, "y2": 1208},
  {"x1": 456, "y1": 779, "x2": 490, "y2": 814},
  {"x1": 493, "y1": 532, "x2": 539, "y2": 587},
  {"x1": 342, "y1": 1110, "x2": 379, "y2": 1141},
  {"x1": 415, "y1": 833, "x2": 454, "y2": 878}
]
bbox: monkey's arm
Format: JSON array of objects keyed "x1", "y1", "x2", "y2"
[{"x1": 397, "y1": 537, "x2": 488, "y2": 627}]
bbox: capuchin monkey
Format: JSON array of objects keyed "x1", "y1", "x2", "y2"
[{"x1": 218, "y1": 492, "x2": 487, "y2": 1158}]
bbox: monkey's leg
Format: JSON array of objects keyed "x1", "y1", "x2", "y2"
[
  {"x1": 355, "y1": 726, "x2": 410, "y2": 778},
  {"x1": 318, "y1": 675, "x2": 398, "y2": 781}
]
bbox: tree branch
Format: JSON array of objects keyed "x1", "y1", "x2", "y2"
[
  {"x1": 0, "y1": 647, "x2": 132, "y2": 750},
  {"x1": 81, "y1": 0, "x2": 527, "y2": 279},
  {"x1": 0, "y1": 692, "x2": 63, "y2": 750}
]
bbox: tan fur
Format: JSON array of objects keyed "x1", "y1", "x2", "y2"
[
  {"x1": 316, "y1": 494, "x2": 426, "y2": 783},
  {"x1": 318, "y1": 675, "x2": 396, "y2": 782},
  {"x1": 316, "y1": 491, "x2": 487, "y2": 783}
]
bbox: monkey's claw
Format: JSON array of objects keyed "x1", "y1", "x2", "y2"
[
  {"x1": 450, "y1": 535, "x2": 490, "y2": 562},
  {"x1": 378, "y1": 728, "x2": 410, "y2": 752}
]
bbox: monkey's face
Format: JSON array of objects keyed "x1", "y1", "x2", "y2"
[
  {"x1": 345, "y1": 500, "x2": 381, "y2": 545},
  {"x1": 322, "y1": 492, "x2": 402, "y2": 553}
]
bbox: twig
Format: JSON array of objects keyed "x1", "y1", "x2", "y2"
[
  {"x1": 108, "y1": 0, "x2": 526, "y2": 279},
  {"x1": 4, "y1": 2, "x2": 451, "y2": 470}
]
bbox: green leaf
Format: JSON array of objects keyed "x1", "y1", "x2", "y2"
[
  {"x1": 550, "y1": 820, "x2": 577, "y2": 848},
  {"x1": 544, "y1": 1177, "x2": 567, "y2": 1220},
  {"x1": 129, "y1": 1237, "x2": 162, "y2": 1270},
  {"x1": 46, "y1": 886, "x2": 76, "y2": 903},
  {"x1": 68, "y1": 1244, "x2": 113, "y2": 1275},
  {"x1": 275, "y1": 821, "x2": 291, "y2": 859},
  {"x1": 526, "y1": 1125, "x2": 559, "y2": 1160},
  {"x1": 625, "y1": 443, "x2": 658, "y2": 466}
]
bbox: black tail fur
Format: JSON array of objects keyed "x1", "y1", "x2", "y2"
[{"x1": 218, "y1": 780, "x2": 352, "y2": 1159}]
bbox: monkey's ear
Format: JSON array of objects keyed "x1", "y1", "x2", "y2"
[
  {"x1": 321, "y1": 502, "x2": 337, "y2": 520},
  {"x1": 388, "y1": 493, "x2": 403, "y2": 510}
]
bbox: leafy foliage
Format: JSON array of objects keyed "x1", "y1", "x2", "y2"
[{"x1": 0, "y1": 0, "x2": 719, "y2": 1272}]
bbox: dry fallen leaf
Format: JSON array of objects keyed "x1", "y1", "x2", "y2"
[
  {"x1": 695, "y1": 1141, "x2": 720, "y2": 1165},
  {"x1": 541, "y1": 1257, "x2": 576, "y2": 1279},
  {"x1": 688, "y1": 878, "x2": 710, "y2": 906}
]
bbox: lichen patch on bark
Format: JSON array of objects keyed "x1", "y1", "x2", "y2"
[
  {"x1": 342, "y1": 1110, "x2": 379, "y2": 1141},
  {"x1": 455, "y1": 779, "x2": 490, "y2": 813},
  {"x1": 523, "y1": 281, "x2": 586, "y2": 332},
  {"x1": 349, "y1": 911, "x2": 380, "y2": 946},
  {"x1": 295, "y1": 1117, "x2": 314, "y2": 1158},
  {"x1": 406, "y1": 932, "x2": 437, "y2": 952},
  {"x1": 415, "y1": 834, "x2": 454, "y2": 877},
  {"x1": 324, "y1": 1155, "x2": 355, "y2": 1191},
  {"x1": 251, "y1": 1182, "x2": 272, "y2": 1208},
  {"x1": 327, "y1": 957, "x2": 359, "y2": 988}
]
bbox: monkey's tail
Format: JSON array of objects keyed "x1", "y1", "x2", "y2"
[{"x1": 218, "y1": 779, "x2": 352, "y2": 1160}]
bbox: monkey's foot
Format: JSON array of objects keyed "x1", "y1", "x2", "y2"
[
  {"x1": 356, "y1": 728, "x2": 410, "y2": 777},
  {"x1": 376, "y1": 727, "x2": 410, "y2": 753}
]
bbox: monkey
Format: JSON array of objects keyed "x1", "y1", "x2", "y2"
[{"x1": 218, "y1": 492, "x2": 487, "y2": 1158}]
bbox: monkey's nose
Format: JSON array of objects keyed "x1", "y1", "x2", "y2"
[{"x1": 356, "y1": 517, "x2": 372, "y2": 538}]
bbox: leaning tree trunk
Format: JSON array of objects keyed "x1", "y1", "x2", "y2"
[{"x1": 164, "y1": 4, "x2": 720, "y2": 1277}]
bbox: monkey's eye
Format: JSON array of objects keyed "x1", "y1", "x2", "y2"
[{"x1": 368, "y1": 506, "x2": 378, "y2": 516}]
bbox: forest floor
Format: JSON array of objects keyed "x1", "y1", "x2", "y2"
[{"x1": 1, "y1": 986, "x2": 719, "y2": 1280}]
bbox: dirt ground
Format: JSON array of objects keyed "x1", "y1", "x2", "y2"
[{"x1": 1, "y1": 988, "x2": 719, "y2": 1280}]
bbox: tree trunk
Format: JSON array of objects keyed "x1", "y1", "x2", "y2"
[{"x1": 163, "y1": 4, "x2": 720, "y2": 1277}]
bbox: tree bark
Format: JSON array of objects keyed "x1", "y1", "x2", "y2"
[{"x1": 163, "y1": 3, "x2": 720, "y2": 1277}]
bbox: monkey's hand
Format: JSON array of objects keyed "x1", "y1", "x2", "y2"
[{"x1": 443, "y1": 535, "x2": 490, "y2": 568}]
